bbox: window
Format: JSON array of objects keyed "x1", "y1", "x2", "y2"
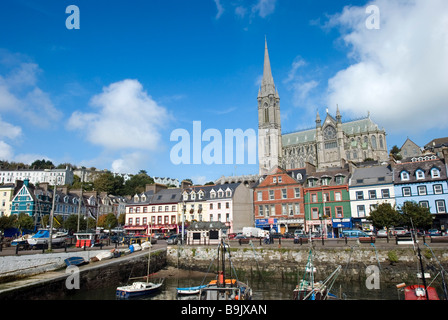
[
  {"x1": 295, "y1": 203, "x2": 301, "y2": 214},
  {"x1": 289, "y1": 204, "x2": 294, "y2": 216},
  {"x1": 269, "y1": 190, "x2": 275, "y2": 200},
  {"x1": 308, "y1": 179, "x2": 317, "y2": 187},
  {"x1": 381, "y1": 189, "x2": 390, "y2": 198},
  {"x1": 152, "y1": 206, "x2": 155, "y2": 212},
  {"x1": 136, "y1": 207, "x2": 140, "y2": 213},
  {"x1": 281, "y1": 189, "x2": 287, "y2": 199},
  {"x1": 311, "y1": 194, "x2": 317, "y2": 203},
  {"x1": 323, "y1": 193, "x2": 330, "y2": 202},
  {"x1": 273, "y1": 177, "x2": 277, "y2": 183},
  {"x1": 282, "y1": 204, "x2": 287, "y2": 215},
  {"x1": 335, "y1": 207, "x2": 343, "y2": 218},
  {"x1": 128, "y1": 218, "x2": 133, "y2": 225},
  {"x1": 356, "y1": 191, "x2": 364, "y2": 200},
  {"x1": 402, "y1": 187, "x2": 411, "y2": 197},
  {"x1": 270, "y1": 205, "x2": 275, "y2": 216},
  {"x1": 218, "y1": 203, "x2": 221, "y2": 209},
  {"x1": 419, "y1": 201, "x2": 429, "y2": 209},
  {"x1": 357, "y1": 205, "x2": 366, "y2": 217},
  {"x1": 436, "y1": 200, "x2": 446, "y2": 213},
  {"x1": 226, "y1": 202, "x2": 229, "y2": 209},
  {"x1": 258, "y1": 205, "x2": 263, "y2": 216},
  {"x1": 311, "y1": 208, "x2": 319, "y2": 219},
  {"x1": 210, "y1": 203, "x2": 213, "y2": 209},
  {"x1": 416, "y1": 170, "x2": 425, "y2": 180},
  {"x1": 278, "y1": 176, "x2": 282, "y2": 183},
  {"x1": 434, "y1": 184, "x2": 443, "y2": 195},
  {"x1": 335, "y1": 192, "x2": 342, "y2": 201},
  {"x1": 322, "y1": 178, "x2": 330, "y2": 186},
  {"x1": 401, "y1": 171, "x2": 410, "y2": 181},
  {"x1": 417, "y1": 186, "x2": 427, "y2": 196},
  {"x1": 257, "y1": 191, "x2": 263, "y2": 201},
  {"x1": 335, "y1": 175, "x2": 344, "y2": 185},
  {"x1": 294, "y1": 188, "x2": 301, "y2": 198},
  {"x1": 369, "y1": 190, "x2": 377, "y2": 199},
  {"x1": 431, "y1": 168, "x2": 441, "y2": 178},
  {"x1": 158, "y1": 206, "x2": 162, "y2": 212},
  {"x1": 324, "y1": 207, "x2": 331, "y2": 218}
]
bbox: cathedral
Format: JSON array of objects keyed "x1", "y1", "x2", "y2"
[{"x1": 258, "y1": 40, "x2": 389, "y2": 175}]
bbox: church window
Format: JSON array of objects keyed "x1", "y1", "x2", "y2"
[
  {"x1": 323, "y1": 126, "x2": 337, "y2": 140},
  {"x1": 379, "y1": 136, "x2": 384, "y2": 149},
  {"x1": 371, "y1": 136, "x2": 377, "y2": 149},
  {"x1": 264, "y1": 104, "x2": 269, "y2": 123}
]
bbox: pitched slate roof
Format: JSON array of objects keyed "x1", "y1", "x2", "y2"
[
  {"x1": 393, "y1": 158, "x2": 447, "y2": 184},
  {"x1": 349, "y1": 165, "x2": 393, "y2": 187}
]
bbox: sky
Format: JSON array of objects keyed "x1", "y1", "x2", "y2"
[{"x1": 0, "y1": 0, "x2": 447, "y2": 185}]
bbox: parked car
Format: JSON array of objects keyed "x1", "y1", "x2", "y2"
[
  {"x1": 228, "y1": 233, "x2": 237, "y2": 239},
  {"x1": 341, "y1": 230, "x2": 370, "y2": 238},
  {"x1": 393, "y1": 227, "x2": 407, "y2": 236},
  {"x1": 376, "y1": 229, "x2": 388, "y2": 238},
  {"x1": 428, "y1": 229, "x2": 441, "y2": 236},
  {"x1": 234, "y1": 234, "x2": 247, "y2": 239},
  {"x1": 167, "y1": 234, "x2": 179, "y2": 245}
]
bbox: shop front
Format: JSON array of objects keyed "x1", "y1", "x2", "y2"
[
  {"x1": 255, "y1": 218, "x2": 278, "y2": 233},
  {"x1": 332, "y1": 218, "x2": 353, "y2": 238}
]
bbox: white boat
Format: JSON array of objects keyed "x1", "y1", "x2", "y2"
[
  {"x1": 116, "y1": 242, "x2": 164, "y2": 299},
  {"x1": 129, "y1": 243, "x2": 142, "y2": 252},
  {"x1": 95, "y1": 251, "x2": 113, "y2": 261},
  {"x1": 27, "y1": 229, "x2": 67, "y2": 247},
  {"x1": 141, "y1": 241, "x2": 151, "y2": 250},
  {"x1": 116, "y1": 279, "x2": 164, "y2": 299}
]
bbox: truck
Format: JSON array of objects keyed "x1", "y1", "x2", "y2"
[{"x1": 242, "y1": 227, "x2": 268, "y2": 238}]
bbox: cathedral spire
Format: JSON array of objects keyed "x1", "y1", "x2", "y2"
[{"x1": 261, "y1": 37, "x2": 275, "y2": 95}]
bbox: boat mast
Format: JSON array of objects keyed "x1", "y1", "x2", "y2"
[
  {"x1": 147, "y1": 244, "x2": 151, "y2": 284},
  {"x1": 417, "y1": 246, "x2": 429, "y2": 300}
]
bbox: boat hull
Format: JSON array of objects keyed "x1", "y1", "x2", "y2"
[
  {"x1": 116, "y1": 282, "x2": 163, "y2": 299},
  {"x1": 404, "y1": 285, "x2": 440, "y2": 300}
]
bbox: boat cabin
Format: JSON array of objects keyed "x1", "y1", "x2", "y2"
[{"x1": 74, "y1": 232, "x2": 100, "y2": 248}]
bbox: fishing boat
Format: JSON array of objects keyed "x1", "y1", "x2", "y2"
[
  {"x1": 198, "y1": 240, "x2": 252, "y2": 300},
  {"x1": 293, "y1": 249, "x2": 341, "y2": 300},
  {"x1": 27, "y1": 229, "x2": 67, "y2": 248},
  {"x1": 404, "y1": 285, "x2": 440, "y2": 300},
  {"x1": 116, "y1": 244, "x2": 164, "y2": 299},
  {"x1": 397, "y1": 245, "x2": 441, "y2": 300},
  {"x1": 176, "y1": 285, "x2": 207, "y2": 295}
]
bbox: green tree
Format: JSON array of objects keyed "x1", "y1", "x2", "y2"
[
  {"x1": 123, "y1": 171, "x2": 154, "y2": 195},
  {"x1": 31, "y1": 159, "x2": 55, "y2": 169},
  {"x1": 390, "y1": 145, "x2": 402, "y2": 160},
  {"x1": 0, "y1": 215, "x2": 15, "y2": 232},
  {"x1": 398, "y1": 201, "x2": 433, "y2": 230},
  {"x1": 117, "y1": 213, "x2": 126, "y2": 226},
  {"x1": 367, "y1": 203, "x2": 400, "y2": 235},
  {"x1": 98, "y1": 213, "x2": 118, "y2": 230},
  {"x1": 63, "y1": 214, "x2": 86, "y2": 233},
  {"x1": 14, "y1": 213, "x2": 34, "y2": 232}
]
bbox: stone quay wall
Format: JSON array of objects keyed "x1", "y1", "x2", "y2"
[{"x1": 166, "y1": 245, "x2": 448, "y2": 283}]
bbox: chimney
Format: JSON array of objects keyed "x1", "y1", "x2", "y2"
[{"x1": 145, "y1": 183, "x2": 167, "y2": 193}]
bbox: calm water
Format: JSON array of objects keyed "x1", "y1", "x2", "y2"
[{"x1": 61, "y1": 268, "x2": 405, "y2": 300}]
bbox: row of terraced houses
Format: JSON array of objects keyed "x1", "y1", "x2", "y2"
[{"x1": 1, "y1": 147, "x2": 448, "y2": 237}]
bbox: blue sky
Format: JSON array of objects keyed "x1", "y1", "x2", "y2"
[{"x1": 0, "y1": 0, "x2": 447, "y2": 185}]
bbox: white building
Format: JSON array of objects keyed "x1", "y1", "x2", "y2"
[
  {"x1": 0, "y1": 167, "x2": 74, "y2": 186},
  {"x1": 349, "y1": 164, "x2": 396, "y2": 231}
]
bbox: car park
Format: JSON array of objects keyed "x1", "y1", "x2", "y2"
[
  {"x1": 376, "y1": 229, "x2": 388, "y2": 238},
  {"x1": 393, "y1": 227, "x2": 407, "y2": 236}
]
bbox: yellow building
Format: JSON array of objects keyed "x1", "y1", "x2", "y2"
[{"x1": 0, "y1": 183, "x2": 16, "y2": 217}]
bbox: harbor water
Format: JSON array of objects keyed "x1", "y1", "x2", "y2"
[{"x1": 60, "y1": 267, "x2": 405, "y2": 300}]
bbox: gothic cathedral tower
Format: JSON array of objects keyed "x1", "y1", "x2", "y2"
[{"x1": 258, "y1": 39, "x2": 282, "y2": 175}]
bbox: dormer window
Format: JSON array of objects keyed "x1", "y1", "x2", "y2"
[
  {"x1": 431, "y1": 168, "x2": 441, "y2": 178},
  {"x1": 335, "y1": 175, "x2": 344, "y2": 185},
  {"x1": 321, "y1": 177, "x2": 330, "y2": 186},
  {"x1": 210, "y1": 190, "x2": 216, "y2": 199},
  {"x1": 218, "y1": 189, "x2": 224, "y2": 198},
  {"x1": 400, "y1": 171, "x2": 410, "y2": 181},
  {"x1": 183, "y1": 192, "x2": 188, "y2": 201},
  {"x1": 416, "y1": 169, "x2": 425, "y2": 180},
  {"x1": 134, "y1": 194, "x2": 139, "y2": 202},
  {"x1": 198, "y1": 190, "x2": 204, "y2": 199},
  {"x1": 225, "y1": 188, "x2": 232, "y2": 197},
  {"x1": 191, "y1": 191, "x2": 196, "y2": 200}
]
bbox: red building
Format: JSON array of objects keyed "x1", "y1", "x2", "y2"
[{"x1": 253, "y1": 167, "x2": 305, "y2": 234}]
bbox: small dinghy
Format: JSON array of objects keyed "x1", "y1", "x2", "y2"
[{"x1": 64, "y1": 256, "x2": 88, "y2": 267}]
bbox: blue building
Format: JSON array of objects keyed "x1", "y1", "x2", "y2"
[
  {"x1": 393, "y1": 154, "x2": 448, "y2": 230},
  {"x1": 10, "y1": 179, "x2": 52, "y2": 223}
]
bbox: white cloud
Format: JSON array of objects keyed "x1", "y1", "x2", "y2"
[
  {"x1": 252, "y1": 0, "x2": 276, "y2": 18},
  {"x1": 0, "y1": 54, "x2": 61, "y2": 128},
  {"x1": 283, "y1": 56, "x2": 319, "y2": 108},
  {"x1": 0, "y1": 141, "x2": 13, "y2": 160},
  {"x1": 68, "y1": 79, "x2": 170, "y2": 151},
  {"x1": 0, "y1": 116, "x2": 21, "y2": 140},
  {"x1": 214, "y1": 0, "x2": 224, "y2": 19},
  {"x1": 325, "y1": 0, "x2": 448, "y2": 133},
  {"x1": 111, "y1": 151, "x2": 147, "y2": 174}
]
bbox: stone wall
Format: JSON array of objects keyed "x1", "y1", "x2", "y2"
[{"x1": 166, "y1": 245, "x2": 448, "y2": 283}]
